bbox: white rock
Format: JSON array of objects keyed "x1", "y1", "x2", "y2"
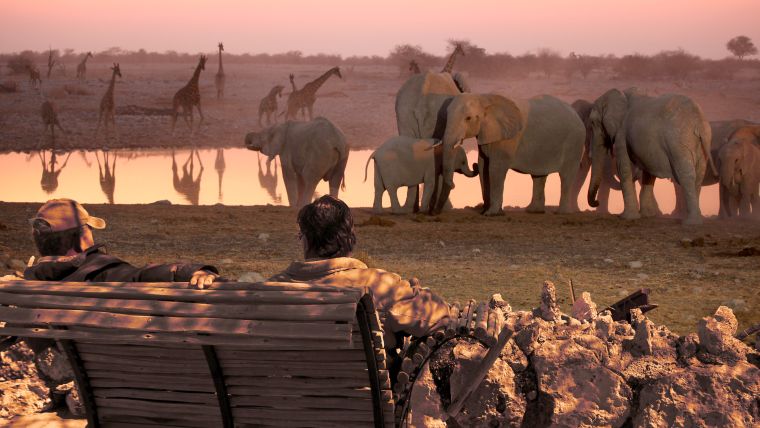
[
  {"x1": 472, "y1": 248, "x2": 481, "y2": 254},
  {"x1": 603, "y1": 258, "x2": 614, "y2": 264},
  {"x1": 258, "y1": 233, "x2": 270, "y2": 241},
  {"x1": 636, "y1": 273, "x2": 650, "y2": 280},
  {"x1": 438, "y1": 240, "x2": 445, "y2": 247},
  {"x1": 238, "y1": 272, "x2": 266, "y2": 283},
  {"x1": 628, "y1": 261, "x2": 643, "y2": 269}
]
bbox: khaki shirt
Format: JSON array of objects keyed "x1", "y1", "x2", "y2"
[{"x1": 269, "y1": 257, "x2": 451, "y2": 349}]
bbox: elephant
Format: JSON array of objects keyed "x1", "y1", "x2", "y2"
[
  {"x1": 364, "y1": 136, "x2": 478, "y2": 214},
  {"x1": 587, "y1": 88, "x2": 717, "y2": 225},
  {"x1": 718, "y1": 125, "x2": 760, "y2": 219},
  {"x1": 435, "y1": 93, "x2": 585, "y2": 216},
  {"x1": 244, "y1": 117, "x2": 348, "y2": 208},
  {"x1": 395, "y1": 71, "x2": 470, "y2": 139},
  {"x1": 672, "y1": 119, "x2": 757, "y2": 217},
  {"x1": 570, "y1": 99, "x2": 627, "y2": 213}
]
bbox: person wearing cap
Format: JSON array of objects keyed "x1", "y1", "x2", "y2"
[
  {"x1": 24, "y1": 198, "x2": 219, "y2": 288},
  {"x1": 269, "y1": 195, "x2": 452, "y2": 355}
]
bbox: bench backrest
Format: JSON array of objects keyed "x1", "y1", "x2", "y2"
[{"x1": 0, "y1": 281, "x2": 395, "y2": 427}]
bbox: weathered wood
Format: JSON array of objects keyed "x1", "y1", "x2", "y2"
[
  {"x1": 0, "y1": 282, "x2": 360, "y2": 304},
  {"x1": 0, "y1": 306, "x2": 352, "y2": 340},
  {"x1": 93, "y1": 388, "x2": 217, "y2": 405},
  {"x1": 458, "y1": 300, "x2": 474, "y2": 333},
  {"x1": 99, "y1": 415, "x2": 212, "y2": 428},
  {"x1": 227, "y1": 385, "x2": 372, "y2": 399},
  {"x1": 95, "y1": 397, "x2": 219, "y2": 416},
  {"x1": 85, "y1": 362, "x2": 209, "y2": 375},
  {"x1": 97, "y1": 407, "x2": 220, "y2": 426},
  {"x1": 225, "y1": 374, "x2": 372, "y2": 387},
  {"x1": 81, "y1": 352, "x2": 207, "y2": 367},
  {"x1": 216, "y1": 349, "x2": 367, "y2": 362},
  {"x1": 222, "y1": 366, "x2": 368, "y2": 378},
  {"x1": 89, "y1": 374, "x2": 215, "y2": 392},
  {"x1": 474, "y1": 302, "x2": 488, "y2": 338},
  {"x1": 218, "y1": 360, "x2": 369, "y2": 370},
  {"x1": 77, "y1": 343, "x2": 206, "y2": 360},
  {"x1": 464, "y1": 299, "x2": 477, "y2": 333},
  {"x1": 0, "y1": 292, "x2": 356, "y2": 321},
  {"x1": 231, "y1": 407, "x2": 375, "y2": 422},
  {"x1": 0, "y1": 279, "x2": 365, "y2": 293},
  {"x1": 230, "y1": 395, "x2": 373, "y2": 410}
]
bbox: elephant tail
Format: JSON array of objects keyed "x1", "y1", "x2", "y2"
[
  {"x1": 697, "y1": 123, "x2": 718, "y2": 178},
  {"x1": 363, "y1": 152, "x2": 375, "y2": 183}
]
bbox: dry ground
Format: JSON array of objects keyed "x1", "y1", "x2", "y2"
[
  {"x1": 1, "y1": 202, "x2": 758, "y2": 336},
  {"x1": 0, "y1": 62, "x2": 759, "y2": 152}
]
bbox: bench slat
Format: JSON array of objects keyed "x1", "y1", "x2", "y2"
[
  {"x1": 214, "y1": 349, "x2": 367, "y2": 362},
  {"x1": 230, "y1": 395, "x2": 373, "y2": 411},
  {"x1": 76, "y1": 343, "x2": 206, "y2": 360},
  {"x1": 93, "y1": 388, "x2": 217, "y2": 405},
  {"x1": 0, "y1": 306, "x2": 353, "y2": 339},
  {"x1": 0, "y1": 292, "x2": 357, "y2": 321},
  {"x1": 232, "y1": 407, "x2": 374, "y2": 422},
  {"x1": 227, "y1": 385, "x2": 372, "y2": 399},
  {"x1": 97, "y1": 408, "x2": 220, "y2": 426}
]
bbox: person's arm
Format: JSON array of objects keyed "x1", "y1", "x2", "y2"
[{"x1": 90, "y1": 258, "x2": 219, "y2": 288}]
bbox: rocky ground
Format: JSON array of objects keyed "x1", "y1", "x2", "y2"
[{"x1": 407, "y1": 284, "x2": 759, "y2": 427}]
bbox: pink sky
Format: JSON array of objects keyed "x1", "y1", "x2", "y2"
[{"x1": 2, "y1": 0, "x2": 759, "y2": 58}]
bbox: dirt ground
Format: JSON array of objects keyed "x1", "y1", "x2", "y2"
[
  {"x1": 0, "y1": 62, "x2": 759, "y2": 152},
  {"x1": 0, "y1": 202, "x2": 758, "y2": 336}
]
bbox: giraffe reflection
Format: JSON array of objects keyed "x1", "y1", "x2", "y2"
[
  {"x1": 38, "y1": 149, "x2": 71, "y2": 194},
  {"x1": 96, "y1": 151, "x2": 117, "y2": 204},
  {"x1": 172, "y1": 149, "x2": 204, "y2": 205},
  {"x1": 214, "y1": 149, "x2": 225, "y2": 202},
  {"x1": 257, "y1": 153, "x2": 281, "y2": 203}
]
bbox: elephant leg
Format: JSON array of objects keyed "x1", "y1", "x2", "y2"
[
  {"x1": 420, "y1": 181, "x2": 434, "y2": 212},
  {"x1": 389, "y1": 187, "x2": 404, "y2": 214},
  {"x1": 598, "y1": 177, "x2": 611, "y2": 214},
  {"x1": 478, "y1": 147, "x2": 490, "y2": 212},
  {"x1": 281, "y1": 166, "x2": 299, "y2": 208},
  {"x1": 719, "y1": 184, "x2": 730, "y2": 218},
  {"x1": 750, "y1": 189, "x2": 760, "y2": 220},
  {"x1": 483, "y1": 160, "x2": 509, "y2": 216},
  {"x1": 299, "y1": 178, "x2": 320, "y2": 208},
  {"x1": 373, "y1": 168, "x2": 385, "y2": 214},
  {"x1": 526, "y1": 175, "x2": 547, "y2": 214},
  {"x1": 673, "y1": 182, "x2": 687, "y2": 219},
  {"x1": 739, "y1": 182, "x2": 752, "y2": 218},
  {"x1": 671, "y1": 159, "x2": 702, "y2": 225},
  {"x1": 558, "y1": 163, "x2": 580, "y2": 214},
  {"x1": 614, "y1": 134, "x2": 641, "y2": 220},
  {"x1": 639, "y1": 171, "x2": 660, "y2": 218},
  {"x1": 402, "y1": 185, "x2": 418, "y2": 213},
  {"x1": 570, "y1": 156, "x2": 590, "y2": 213}
]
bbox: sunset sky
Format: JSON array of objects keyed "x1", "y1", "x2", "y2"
[{"x1": 3, "y1": 0, "x2": 759, "y2": 58}]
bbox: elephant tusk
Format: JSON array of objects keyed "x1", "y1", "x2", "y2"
[{"x1": 430, "y1": 140, "x2": 443, "y2": 148}]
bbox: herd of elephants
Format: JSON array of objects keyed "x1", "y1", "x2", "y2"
[{"x1": 244, "y1": 63, "x2": 759, "y2": 225}]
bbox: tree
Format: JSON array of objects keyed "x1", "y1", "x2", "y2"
[{"x1": 726, "y1": 36, "x2": 758, "y2": 59}]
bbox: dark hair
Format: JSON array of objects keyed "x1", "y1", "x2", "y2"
[
  {"x1": 31, "y1": 219, "x2": 83, "y2": 256},
  {"x1": 297, "y1": 196, "x2": 356, "y2": 258}
]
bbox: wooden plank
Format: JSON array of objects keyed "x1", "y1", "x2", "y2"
[
  {"x1": 0, "y1": 280, "x2": 366, "y2": 293},
  {"x1": 0, "y1": 292, "x2": 357, "y2": 321},
  {"x1": 85, "y1": 362, "x2": 209, "y2": 375},
  {"x1": 0, "y1": 327, "x2": 362, "y2": 349},
  {"x1": 77, "y1": 343, "x2": 206, "y2": 360},
  {"x1": 218, "y1": 360, "x2": 369, "y2": 370},
  {"x1": 221, "y1": 366, "x2": 367, "y2": 377},
  {"x1": 93, "y1": 388, "x2": 217, "y2": 405},
  {"x1": 235, "y1": 419, "x2": 370, "y2": 428},
  {"x1": 0, "y1": 282, "x2": 361, "y2": 304},
  {"x1": 215, "y1": 349, "x2": 367, "y2": 362},
  {"x1": 101, "y1": 422, "x2": 196, "y2": 428},
  {"x1": 227, "y1": 385, "x2": 372, "y2": 399},
  {"x1": 230, "y1": 395, "x2": 373, "y2": 411},
  {"x1": 224, "y1": 376, "x2": 370, "y2": 390},
  {"x1": 100, "y1": 415, "x2": 213, "y2": 428},
  {"x1": 88, "y1": 373, "x2": 215, "y2": 392},
  {"x1": 232, "y1": 407, "x2": 374, "y2": 422},
  {"x1": 0, "y1": 306, "x2": 352, "y2": 339},
  {"x1": 474, "y1": 302, "x2": 488, "y2": 338},
  {"x1": 95, "y1": 397, "x2": 219, "y2": 416},
  {"x1": 97, "y1": 408, "x2": 219, "y2": 426},
  {"x1": 81, "y1": 352, "x2": 208, "y2": 367}
]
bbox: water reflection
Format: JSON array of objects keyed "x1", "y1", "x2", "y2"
[
  {"x1": 172, "y1": 149, "x2": 204, "y2": 205},
  {"x1": 96, "y1": 151, "x2": 117, "y2": 204},
  {"x1": 214, "y1": 149, "x2": 225, "y2": 203},
  {"x1": 38, "y1": 150, "x2": 71, "y2": 194},
  {"x1": 0, "y1": 146, "x2": 721, "y2": 216},
  {"x1": 257, "y1": 153, "x2": 281, "y2": 204}
]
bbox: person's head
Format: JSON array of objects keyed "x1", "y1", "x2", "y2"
[
  {"x1": 297, "y1": 196, "x2": 356, "y2": 259},
  {"x1": 30, "y1": 199, "x2": 105, "y2": 256}
]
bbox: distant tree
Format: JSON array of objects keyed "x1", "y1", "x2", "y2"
[
  {"x1": 726, "y1": 36, "x2": 758, "y2": 59},
  {"x1": 536, "y1": 48, "x2": 561, "y2": 78},
  {"x1": 46, "y1": 48, "x2": 58, "y2": 78},
  {"x1": 388, "y1": 44, "x2": 437, "y2": 74},
  {"x1": 446, "y1": 39, "x2": 487, "y2": 73}
]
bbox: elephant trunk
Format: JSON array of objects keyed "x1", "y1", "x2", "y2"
[
  {"x1": 720, "y1": 154, "x2": 740, "y2": 196},
  {"x1": 244, "y1": 132, "x2": 260, "y2": 151},
  {"x1": 587, "y1": 126, "x2": 606, "y2": 208},
  {"x1": 458, "y1": 162, "x2": 478, "y2": 178}
]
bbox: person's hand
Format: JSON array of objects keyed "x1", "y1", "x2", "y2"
[{"x1": 189, "y1": 270, "x2": 218, "y2": 289}]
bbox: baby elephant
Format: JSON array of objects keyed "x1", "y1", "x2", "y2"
[
  {"x1": 364, "y1": 136, "x2": 478, "y2": 214},
  {"x1": 718, "y1": 125, "x2": 760, "y2": 219}
]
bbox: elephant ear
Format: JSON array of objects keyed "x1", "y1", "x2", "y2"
[
  {"x1": 262, "y1": 124, "x2": 287, "y2": 157},
  {"x1": 479, "y1": 94, "x2": 523, "y2": 145},
  {"x1": 600, "y1": 89, "x2": 627, "y2": 140}
]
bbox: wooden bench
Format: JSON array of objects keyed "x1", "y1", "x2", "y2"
[{"x1": 0, "y1": 280, "x2": 395, "y2": 427}]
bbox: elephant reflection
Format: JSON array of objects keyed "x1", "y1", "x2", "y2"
[
  {"x1": 96, "y1": 151, "x2": 117, "y2": 204},
  {"x1": 258, "y1": 153, "x2": 282, "y2": 203},
  {"x1": 172, "y1": 149, "x2": 204, "y2": 205},
  {"x1": 39, "y1": 150, "x2": 71, "y2": 194},
  {"x1": 214, "y1": 149, "x2": 225, "y2": 202}
]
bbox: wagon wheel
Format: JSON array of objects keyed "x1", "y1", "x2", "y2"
[{"x1": 393, "y1": 300, "x2": 507, "y2": 426}]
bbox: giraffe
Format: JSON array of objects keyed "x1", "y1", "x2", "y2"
[
  {"x1": 258, "y1": 84, "x2": 285, "y2": 127},
  {"x1": 41, "y1": 100, "x2": 65, "y2": 139},
  {"x1": 96, "y1": 150, "x2": 117, "y2": 204},
  {"x1": 171, "y1": 55, "x2": 207, "y2": 135},
  {"x1": 76, "y1": 52, "x2": 93, "y2": 81},
  {"x1": 409, "y1": 59, "x2": 421, "y2": 74},
  {"x1": 284, "y1": 66, "x2": 342, "y2": 120},
  {"x1": 96, "y1": 63, "x2": 122, "y2": 137},
  {"x1": 27, "y1": 65, "x2": 42, "y2": 89},
  {"x1": 171, "y1": 149, "x2": 204, "y2": 205},
  {"x1": 257, "y1": 153, "x2": 281, "y2": 203},
  {"x1": 441, "y1": 44, "x2": 465, "y2": 73},
  {"x1": 214, "y1": 43, "x2": 225, "y2": 100},
  {"x1": 288, "y1": 73, "x2": 297, "y2": 93},
  {"x1": 214, "y1": 148, "x2": 225, "y2": 202},
  {"x1": 46, "y1": 48, "x2": 57, "y2": 79}
]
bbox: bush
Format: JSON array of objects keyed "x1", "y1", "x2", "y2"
[{"x1": 6, "y1": 52, "x2": 35, "y2": 75}]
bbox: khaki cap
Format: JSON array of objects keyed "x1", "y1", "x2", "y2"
[{"x1": 31, "y1": 199, "x2": 106, "y2": 232}]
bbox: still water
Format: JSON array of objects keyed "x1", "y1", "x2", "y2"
[{"x1": 0, "y1": 147, "x2": 720, "y2": 215}]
